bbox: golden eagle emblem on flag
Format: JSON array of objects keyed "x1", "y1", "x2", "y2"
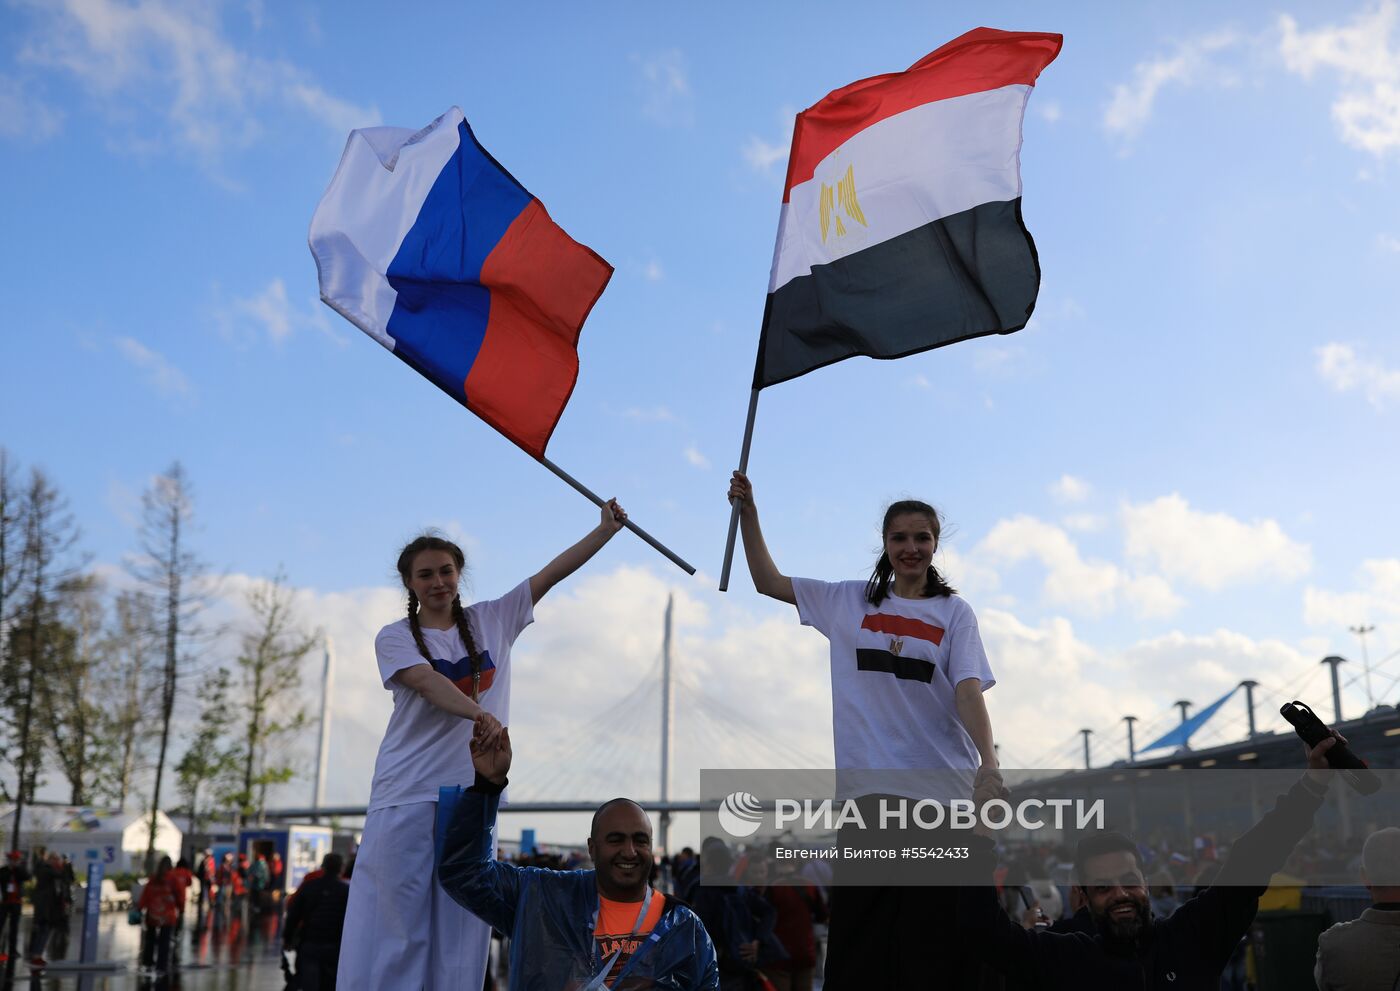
[{"x1": 819, "y1": 163, "x2": 868, "y2": 243}]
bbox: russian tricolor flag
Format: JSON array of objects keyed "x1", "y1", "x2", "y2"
[{"x1": 310, "y1": 107, "x2": 612, "y2": 458}]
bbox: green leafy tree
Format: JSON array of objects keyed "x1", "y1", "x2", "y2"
[
  {"x1": 233, "y1": 572, "x2": 318, "y2": 822},
  {"x1": 37, "y1": 574, "x2": 109, "y2": 804},
  {"x1": 176, "y1": 667, "x2": 240, "y2": 853},
  {"x1": 7, "y1": 467, "x2": 82, "y2": 853}
]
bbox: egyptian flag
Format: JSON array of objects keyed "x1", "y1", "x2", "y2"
[
  {"x1": 754, "y1": 28, "x2": 1062, "y2": 389},
  {"x1": 310, "y1": 107, "x2": 612, "y2": 458}
]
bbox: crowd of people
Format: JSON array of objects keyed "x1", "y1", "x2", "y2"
[{"x1": 3, "y1": 484, "x2": 1390, "y2": 989}]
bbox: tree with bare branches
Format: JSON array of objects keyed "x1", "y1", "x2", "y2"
[
  {"x1": 93, "y1": 589, "x2": 160, "y2": 808},
  {"x1": 129, "y1": 462, "x2": 205, "y2": 870},
  {"x1": 6, "y1": 467, "x2": 82, "y2": 854}
]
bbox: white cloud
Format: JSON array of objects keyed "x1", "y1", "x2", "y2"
[
  {"x1": 1377, "y1": 233, "x2": 1400, "y2": 253},
  {"x1": 1304, "y1": 558, "x2": 1400, "y2": 629},
  {"x1": 683, "y1": 445, "x2": 710, "y2": 470},
  {"x1": 14, "y1": 0, "x2": 377, "y2": 166},
  {"x1": 974, "y1": 516, "x2": 1183, "y2": 618},
  {"x1": 0, "y1": 73, "x2": 64, "y2": 141},
  {"x1": 129, "y1": 560, "x2": 1345, "y2": 842},
  {"x1": 1061, "y1": 513, "x2": 1107, "y2": 533},
  {"x1": 643, "y1": 259, "x2": 664, "y2": 283},
  {"x1": 1049, "y1": 474, "x2": 1092, "y2": 504},
  {"x1": 622, "y1": 406, "x2": 675, "y2": 422},
  {"x1": 222, "y1": 278, "x2": 340, "y2": 347},
  {"x1": 907, "y1": 373, "x2": 932, "y2": 391},
  {"x1": 742, "y1": 134, "x2": 787, "y2": 172},
  {"x1": 1103, "y1": 31, "x2": 1239, "y2": 140},
  {"x1": 1037, "y1": 99, "x2": 1063, "y2": 123},
  {"x1": 114, "y1": 336, "x2": 192, "y2": 397},
  {"x1": 1316, "y1": 342, "x2": 1400, "y2": 409},
  {"x1": 634, "y1": 50, "x2": 691, "y2": 125},
  {"x1": 1279, "y1": 2, "x2": 1400, "y2": 157},
  {"x1": 1121, "y1": 495, "x2": 1312, "y2": 590}
]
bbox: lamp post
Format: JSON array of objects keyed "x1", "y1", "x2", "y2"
[{"x1": 1351, "y1": 624, "x2": 1376, "y2": 713}]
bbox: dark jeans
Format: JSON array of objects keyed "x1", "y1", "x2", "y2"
[
  {"x1": 26, "y1": 919, "x2": 51, "y2": 959},
  {"x1": 296, "y1": 941, "x2": 340, "y2": 991},
  {"x1": 0, "y1": 903, "x2": 20, "y2": 955},
  {"x1": 141, "y1": 925, "x2": 173, "y2": 972}
]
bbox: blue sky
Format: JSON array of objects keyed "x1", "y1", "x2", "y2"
[{"x1": 3, "y1": 1, "x2": 1399, "y2": 843}]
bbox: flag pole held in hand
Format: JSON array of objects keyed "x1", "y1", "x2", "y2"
[{"x1": 717, "y1": 29, "x2": 1061, "y2": 591}]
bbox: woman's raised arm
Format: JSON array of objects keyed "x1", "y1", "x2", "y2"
[{"x1": 728, "y1": 471, "x2": 795, "y2": 605}]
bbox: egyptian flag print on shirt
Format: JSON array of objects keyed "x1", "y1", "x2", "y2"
[
  {"x1": 792, "y1": 578, "x2": 995, "y2": 775},
  {"x1": 856, "y1": 612, "x2": 945, "y2": 683},
  {"x1": 754, "y1": 28, "x2": 1062, "y2": 388}
]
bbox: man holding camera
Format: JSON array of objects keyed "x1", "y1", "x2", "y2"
[{"x1": 957, "y1": 736, "x2": 1343, "y2": 989}]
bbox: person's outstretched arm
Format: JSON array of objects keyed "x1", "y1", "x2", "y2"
[
  {"x1": 528, "y1": 500, "x2": 627, "y2": 605},
  {"x1": 1164, "y1": 737, "x2": 1337, "y2": 969},
  {"x1": 727, "y1": 472, "x2": 795, "y2": 604},
  {"x1": 438, "y1": 728, "x2": 523, "y2": 933},
  {"x1": 392, "y1": 665, "x2": 503, "y2": 746},
  {"x1": 955, "y1": 678, "x2": 1002, "y2": 792}
]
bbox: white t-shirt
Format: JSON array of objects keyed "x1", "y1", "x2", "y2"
[
  {"x1": 367, "y1": 580, "x2": 533, "y2": 812},
  {"x1": 793, "y1": 578, "x2": 995, "y2": 786}
]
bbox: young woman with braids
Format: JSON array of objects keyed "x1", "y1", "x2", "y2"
[
  {"x1": 726, "y1": 471, "x2": 1002, "y2": 991},
  {"x1": 338, "y1": 499, "x2": 627, "y2": 991}
]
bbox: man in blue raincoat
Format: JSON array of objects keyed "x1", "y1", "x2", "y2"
[{"x1": 439, "y1": 728, "x2": 719, "y2": 990}]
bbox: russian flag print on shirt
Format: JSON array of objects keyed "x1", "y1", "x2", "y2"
[
  {"x1": 754, "y1": 28, "x2": 1062, "y2": 389},
  {"x1": 309, "y1": 107, "x2": 612, "y2": 458}
]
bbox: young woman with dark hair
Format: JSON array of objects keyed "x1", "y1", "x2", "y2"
[
  {"x1": 337, "y1": 499, "x2": 627, "y2": 991},
  {"x1": 727, "y1": 471, "x2": 1001, "y2": 990}
]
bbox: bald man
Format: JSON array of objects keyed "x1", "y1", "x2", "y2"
[{"x1": 439, "y1": 729, "x2": 719, "y2": 989}]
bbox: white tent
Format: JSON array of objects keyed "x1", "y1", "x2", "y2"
[{"x1": 0, "y1": 806, "x2": 182, "y2": 873}]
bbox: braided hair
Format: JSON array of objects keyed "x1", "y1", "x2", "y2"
[
  {"x1": 397, "y1": 535, "x2": 486, "y2": 700},
  {"x1": 864, "y1": 499, "x2": 957, "y2": 606}
]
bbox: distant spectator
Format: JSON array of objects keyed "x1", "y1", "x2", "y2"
[
  {"x1": 27, "y1": 853, "x2": 65, "y2": 968},
  {"x1": 284, "y1": 853, "x2": 349, "y2": 991},
  {"x1": 761, "y1": 858, "x2": 828, "y2": 991},
  {"x1": 138, "y1": 856, "x2": 181, "y2": 975},
  {"x1": 1316, "y1": 826, "x2": 1400, "y2": 990},
  {"x1": 671, "y1": 847, "x2": 699, "y2": 902},
  {"x1": 249, "y1": 853, "x2": 270, "y2": 912},
  {"x1": 0, "y1": 851, "x2": 28, "y2": 963},
  {"x1": 691, "y1": 839, "x2": 785, "y2": 991},
  {"x1": 194, "y1": 849, "x2": 215, "y2": 917}
]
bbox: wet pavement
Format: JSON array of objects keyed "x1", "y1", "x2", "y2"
[{"x1": 1, "y1": 909, "x2": 290, "y2": 991}]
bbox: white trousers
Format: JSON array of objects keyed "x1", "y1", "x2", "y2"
[{"x1": 336, "y1": 802, "x2": 492, "y2": 991}]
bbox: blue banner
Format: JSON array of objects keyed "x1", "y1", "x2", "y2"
[{"x1": 1141, "y1": 687, "x2": 1239, "y2": 753}]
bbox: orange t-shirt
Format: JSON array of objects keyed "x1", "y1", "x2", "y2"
[{"x1": 593, "y1": 891, "x2": 665, "y2": 987}]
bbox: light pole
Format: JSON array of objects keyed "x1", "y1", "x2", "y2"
[
  {"x1": 1240, "y1": 680, "x2": 1259, "y2": 739},
  {"x1": 1351, "y1": 624, "x2": 1376, "y2": 712},
  {"x1": 1123, "y1": 715, "x2": 1138, "y2": 763},
  {"x1": 1174, "y1": 700, "x2": 1192, "y2": 750},
  {"x1": 1080, "y1": 728, "x2": 1093, "y2": 770}
]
